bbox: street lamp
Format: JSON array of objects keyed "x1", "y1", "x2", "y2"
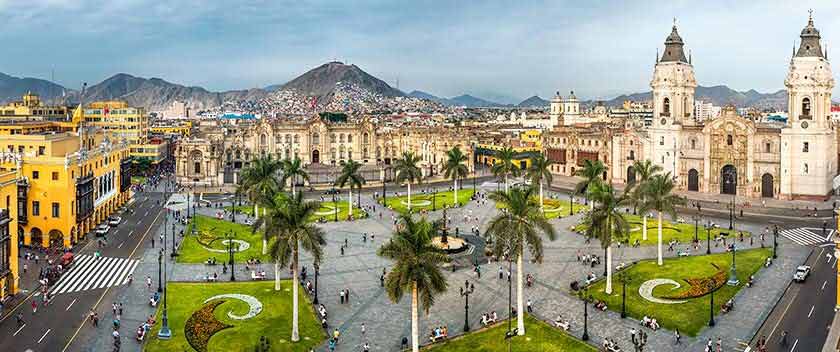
[
  {"x1": 618, "y1": 272, "x2": 631, "y2": 318},
  {"x1": 773, "y1": 224, "x2": 779, "y2": 259},
  {"x1": 226, "y1": 231, "x2": 236, "y2": 281},
  {"x1": 460, "y1": 281, "x2": 475, "y2": 332},
  {"x1": 569, "y1": 195, "x2": 574, "y2": 216},
  {"x1": 724, "y1": 169, "x2": 735, "y2": 230},
  {"x1": 603, "y1": 247, "x2": 607, "y2": 277},
  {"x1": 432, "y1": 187, "x2": 437, "y2": 211},
  {"x1": 726, "y1": 244, "x2": 740, "y2": 286},
  {"x1": 706, "y1": 222, "x2": 712, "y2": 255},
  {"x1": 313, "y1": 262, "x2": 320, "y2": 305},
  {"x1": 579, "y1": 287, "x2": 591, "y2": 341},
  {"x1": 157, "y1": 249, "x2": 163, "y2": 293},
  {"x1": 693, "y1": 215, "x2": 699, "y2": 243},
  {"x1": 382, "y1": 167, "x2": 388, "y2": 205},
  {"x1": 708, "y1": 280, "x2": 716, "y2": 327},
  {"x1": 158, "y1": 247, "x2": 172, "y2": 339}
]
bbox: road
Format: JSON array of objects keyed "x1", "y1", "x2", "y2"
[
  {"x1": 749, "y1": 243, "x2": 837, "y2": 352},
  {"x1": 0, "y1": 185, "x2": 167, "y2": 352}
]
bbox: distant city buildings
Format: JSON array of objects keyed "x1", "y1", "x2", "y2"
[{"x1": 694, "y1": 100, "x2": 721, "y2": 121}]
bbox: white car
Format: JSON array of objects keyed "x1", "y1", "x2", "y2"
[
  {"x1": 95, "y1": 224, "x2": 110, "y2": 237},
  {"x1": 793, "y1": 265, "x2": 811, "y2": 282},
  {"x1": 108, "y1": 216, "x2": 122, "y2": 226}
]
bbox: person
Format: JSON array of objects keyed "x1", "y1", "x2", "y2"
[
  {"x1": 401, "y1": 337, "x2": 408, "y2": 349},
  {"x1": 675, "y1": 328, "x2": 681, "y2": 344},
  {"x1": 16, "y1": 312, "x2": 24, "y2": 327},
  {"x1": 780, "y1": 331, "x2": 788, "y2": 346},
  {"x1": 361, "y1": 323, "x2": 366, "y2": 336},
  {"x1": 526, "y1": 299, "x2": 533, "y2": 313},
  {"x1": 333, "y1": 328, "x2": 340, "y2": 343}
]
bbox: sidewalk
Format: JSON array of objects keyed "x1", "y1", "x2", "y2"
[
  {"x1": 548, "y1": 174, "x2": 838, "y2": 219},
  {"x1": 824, "y1": 310, "x2": 840, "y2": 352}
]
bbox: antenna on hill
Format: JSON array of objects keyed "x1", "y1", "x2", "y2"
[{"x1": 395, "y1": 76, "x2": 400, "y2": 90}]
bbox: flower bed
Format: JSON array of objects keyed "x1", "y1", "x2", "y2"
[
  {"x1": 662, "y1": 269, "x2": 727, "y2": 299},
  {"x1": 185, "y1": 300, "x2": 232, "y2": 352}
]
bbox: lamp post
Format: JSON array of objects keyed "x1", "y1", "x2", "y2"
[
  {"x1": 706, "y1": 222, "x2": 712, "y2": 255},
  {"x1": 158, "y1": 246, "x2": 172, "y2": 339},
  {"x1": 226, "y1": 231, "x2": 236, "y2": 281},
  {"x1": 580, "y1": 288, "x2": 591, "y2": 341},
  {"x1": 569, "y1": 195, "x2": 574, "y2": 216},
  {"x1": 382, "y1": 167, "x2": 388, "y2": 205},
  {"x1": 603, "y1": 247, "x2": 607, "y2": 277},
  {"x1": 773, "y1": 224, "x2": 779, "y2": 259},
  {"x1": 708, "y1": 280, "x2": 716, "y2": 327},
  {"x1": 693, "y1": 215, "x2": 699, "y2": 243},
  {"x1": 460, "y1": 281, "x2": 475, "y2": 332},
  {"x1": 332, "y1": 191, "x2": 338, "y2": 222},
  {"x1": 726, "y1": 244, "x2": 740, "y2": 286},
  {"x1": 313, "y1": 262, "x2": 320, "y2": 305},
  {"x1": 618, "y1": 272, "x2": 631, "y2": 318},
  {"x1": 433, "y1": 187, "x2": 437, "y2": 211},
  {"x1": 157, "y1": 249, "x2": 163, "y2": 293}
]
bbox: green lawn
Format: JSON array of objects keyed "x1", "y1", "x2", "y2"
[
  {"x1": 573, "y1": 214, "x2": 751, "y2": 246},
  {"x1": 497, "y1": 197, "x2": 588, "y2": 219},
  {"x1": 587, "y1": 247, "x2": 771, "y2": 336},
  {"x1": 177, "y1": 215, "x2": 272, "y2": 264},
  {"x1": 144, "y1": 281, "x2": 324, "y2": 352},
  {"x1": 425, "y1": 315, "x2": 596, "y2": 352},
  {"x1": 225, "y1": 201, "x2": 366, "y2": 222},
  {"x1": 382, "y1": 189, "x2": 475, "y2": 214}
]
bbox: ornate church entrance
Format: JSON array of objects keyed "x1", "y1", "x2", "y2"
[
  {"x1": 721, "y1": 165, "x2": 737, "y2": 195},
  {"x1": 761, "y1": 173, "x2": 774, "y2": 198},
  {"x1": 311, "y1": 150, "x2": 320, "y2": 164},
  {"x1": 688, "y1": 169, "x2": 699, "y2": 191}
]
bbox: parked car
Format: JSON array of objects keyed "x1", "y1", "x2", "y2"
[
  {"x1": 95, "y1": 224, "x2": 110, "y2": 237},
  {"x1": 793, "y1": 265, "x2": 811, "y2": 282},
  {"x1": 108, "y1": 216, "x2": 122, "y2": 226}
]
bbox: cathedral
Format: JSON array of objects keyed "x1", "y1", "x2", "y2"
[{"x1": 546, "y1": 13, "x2": 838, "y2": 200}]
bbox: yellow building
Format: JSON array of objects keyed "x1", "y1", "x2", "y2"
[
  {"x1": 0, "y1": 170, "x2": 20, "y2": 300},
  {"x1": 151, "y1": 121, "x2": 192, "y2": 137},
  {"x1": 0, "y1": 126, "x2": 131, "y2": 248},
  {"x1": 0, "y1": 92, "x2": 70, "y2": 120},
  {"x1": 475, "y1": 130, "x2": 542, "y2": 170}
]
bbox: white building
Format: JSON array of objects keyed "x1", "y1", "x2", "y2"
[{"x1": 694, "y1": 100, "x2": 721, "y2": 121}]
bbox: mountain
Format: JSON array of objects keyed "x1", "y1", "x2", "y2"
[
  {"x1": 601, "y1": 85, "x2": 789, "y2": 110},
  {"x1": 279, "y1": 61, "x2": 404, "y2": 103},
  {"x1": 517, "y1": 95, "x2": 550, "y2": 108},
  {"x1": 74, "y1": 73, "x2": 268, "y2": 111},
  {"x1": 448, "y1": 94, "x2": 510, "y2": 108},
  {"x1": 407, "y1": 90, "x2": 456, "y2": 105},
  {"x1": 0, "y1": 72, "x2": 69, "y2": 104}
]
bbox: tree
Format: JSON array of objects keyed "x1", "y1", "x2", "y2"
[
  {"x1": 133, "y1": 157, "x2": 153, "y2": 176},
  {"x1": 629, "y1": 160, "x2": 663, "y2": 241},
  {"x1": 491, "y1": 146, "x2": 520, "y2": 193},
  {"x1": 238, "y1": 155, "x2": 284, "y2": 255},
  {"x1": 378, "y1": 214, "x2": 450, "y2": 352},
  {"x1": 574, "y1": 159, "x2": 607, "y2": 210},
  {"x1": 442, "y1": 147, "x2": 469, "y2": 206},
  {"x1": 640, "y1": 172, "x2": 685, "y2": 266},
  {"x1": 526, "y1": 153, "x2": 555, "y2": 215},
  {"x1": 486, "y1": 186, "x2": 557, "y2": 335},
  {"x1": 394, "y1": 152, "x2": 423, "y2": 213},
  {"x1": 280, "y1": 157, "x2": 309, "y2": 196},
  {"x1": 335, "y1": 160, "x2": 366, "y2": 220},
  {"x1": 253, "y1": 190, "x2": 325, "y2": 342},
  {"x1": 583, "y1": 181, "x2": 630, "y2": 294}
]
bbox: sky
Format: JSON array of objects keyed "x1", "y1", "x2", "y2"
[{"x1": 1, "y1": 0, "x2": 839, "y2": 103}]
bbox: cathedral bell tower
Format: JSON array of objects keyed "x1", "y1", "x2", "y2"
[
  {"x1": 780, "y1": 12, "x2": 837, "y2": 200},
  {"x1": 648, "y1": 22, "x2": 697, "y2": 178}
]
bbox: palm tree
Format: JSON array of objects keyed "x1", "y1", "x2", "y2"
[
  {"x1": 584, "y1": 181, "x2": 630, "y2": 294},
  {"x1": 253, "y1": 189, "x2": 325, "y2": 341},
  {"x1": 640, "y1": 172, "x2": 685, "y2": 265},
  {"x1": 629, "y1": 160, "x2": 662, "y2": 241},
  {"x1": 280, "y1": 157, "x2": 309, "y2": 196},
  {"x1": 486, "y1": 186, "x2": 557, "y2": 335},
  {"x1": 378, "y1": 214, "x2": 449, "y2": 352},
  {"x1": 442, "y1": 147, "x2": 469, "y2": 206},
  {"x1": 527, "y1": 153, "x2": 555, "y2": 214},
  {"x1": 574, "y1": 159, "x2": 607, "y2": 210},
  {"x1": 394, "y1": 152, "x2": 423, "y2": 213},
  {"x1": 238, "y1": 155, "x2": 284, "y2": 254},
  {"x1": 491, "y1": 146, "x2": 519, "y2": 192},
  {"x1": 335, "y1": 160, "x2": 366, "y2": 219}
]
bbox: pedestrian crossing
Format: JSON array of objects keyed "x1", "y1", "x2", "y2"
[
  {"x1": 49, "y1": 254, "x2": 139, "y2": 295},
  {"x1": 780, "y1": 227, "x2": 834, "y2": 246}
]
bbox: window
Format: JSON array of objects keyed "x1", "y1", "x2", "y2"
[
  {"x1": 659, "y1": 136, "x2": 664, "y2": 146},
  {"x1": 690, "y1": 139, "x2": 696, "y2": 150},
  {"x1": 194, "y1": 162, "x2": 201, "y2": 174},
  {"x1": 32, "y1": 201, "x2": 40, "y2": 216},
  {"x1": 347, "y1": 134, "x2": 353, "y2": 143},
  {"x1": 663, "y1": 98, "x2": 671, "y2": 116},
  {"x1": 32, "y1": 171, "x2": 39, "y2": 179},
  {"x1": 330, "y1": 133, "x2": 336, "y2": 143},
  {"x1": 726, "y1": 135, "x2": 733, "y2": 146},
  {"x1": 804, "y1": 163, "x2": 809, "y2": 174},
  {"x1": 51, "y1": 172, "x2": 58, "y2": 181},
  {"x1": 803, "y1": 142, "x2": 809, "y2": 152},
  {"x1": 802, "y1": 97, "x2": 811, "y2": 118},
  {"x1": 313, "y1": 132, "x2": 320, "y2": 145},
  {"x1": 765, "y1": 142, "x2": 771, "y2": 153},
  {"x1": 38, "y1": 146, "x2": 45, "y2": 156},
  {"x1": 51, "y1": 202, "x2": 59, "y2": 218}
]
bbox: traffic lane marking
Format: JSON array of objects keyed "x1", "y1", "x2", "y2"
[
  {"x1": 38, "y1": 328, "x2": 51, "y2": 343},
  {"x1": 13, "y1": 323, "x2": 25, "y2": 336}
]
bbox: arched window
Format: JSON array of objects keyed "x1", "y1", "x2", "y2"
[
  {"x1": 690, "y1": 139, "x2": 696, "y2": 150},
  {"x1": 802, "y1": 98, "x2": 812, "y2": 118},
  {"x1": 312, "y1": 132, "x2": 320, "y2": 145},
  {"x1": 285, "y1": 134, "x2": 291, "y2": 143},
  {"x1": 330, "y1": 133, "x2": 336, "y2": 143},
  {"x1": 726, "y1": 135, "x2": 733, "y2": 146},
  {"x1": 363, "y1": 132, "x2": 369, "y2": 144},
  {"x1": 293, "y1": 134, "x2": 300, "y2": 144},
  {"x1": 363, "y1": 147, "x2": 369, "y2": 158},
  {"x1": 260, "y1": 134, "x2": 267, "y2": 145},
  {"x1": 663, "y1": 97, "x2": 671, "y2": 116},
  {"x1": 629, "y1": 150, "x2": 635, "y2": 160},
  {"x1": 340, "y1": 134, "x2": 345, "y2": 143},
  {"x1": 765, "y1": 141, "x2": 771, "y2": 153},
  {"x1": 347, "y1": 134, "x2": 353, "y2": 143}
]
